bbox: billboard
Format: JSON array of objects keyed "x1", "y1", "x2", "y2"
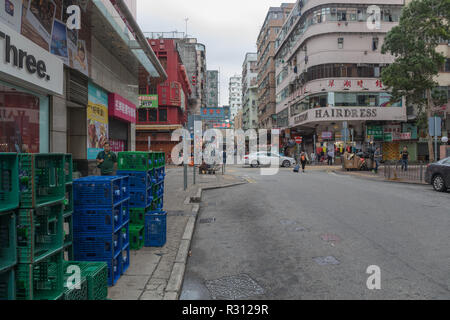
[
  {"x1": 87, "y1": 82, "x2": 109, "y2": 160},
  {"x1": 139, "y1": 94, "x2": 158, "y2": 108}
]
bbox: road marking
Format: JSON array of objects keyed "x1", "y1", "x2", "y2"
[{"x1": 245, "y1": 177, "x2": 256, "y2": 184}]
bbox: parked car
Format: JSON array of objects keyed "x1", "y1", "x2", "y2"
[
  {"x1": 244, "y1": 152, "x2": 296, "y2": 168},
  {"x1": 425, "y1": 157, "x2": 450, "y2": 192}
]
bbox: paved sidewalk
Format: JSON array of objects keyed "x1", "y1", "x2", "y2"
[
  {"x1": 107, "y1": 166, "x2": 246, "y2": 300},
  {"x1": 334, "y1": 168, "x2": 428, "y2": 185}
]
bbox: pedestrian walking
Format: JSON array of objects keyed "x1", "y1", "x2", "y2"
[
  {"x1": 96, "y1": 143, "x2": 117, "y2": 176},
  {"x1": 310, "y1": 152, "x2": 316, "y2": 165},
  {"x1": 327, "y1": 149, "x2": 334, "y2": 165},
  {"x1": 374, "y1": 147, "x2": 382, "y2": 174},
  {"x1": 300, "y1": 151, "x2": 308, "y2": 173},
  {"x1": 400, "y1": 146, "x2": 409, "y2": 171}
]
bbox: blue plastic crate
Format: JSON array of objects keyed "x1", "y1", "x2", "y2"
[
  {"x1": 156, "y1": 182, "x2": 164, "y2": 199},
  {"x1": 148, "y1": 169, "x2": 157, "y2": 184},
  {"x1": 73, "y1": 176, "x2": 128, "y2": 207},
  {"x1": 121, "y1": 200, "x2": 129, "y2": 226},
  {"x1": 73, "y1": 204, "x2": 123, "y2": 234},
  {"x1": 144, "y1": 211, "x2": 167, "y2": 247},
  {"x1": 73, "y1": 231, "x2": 121, "y2": 260},
  {"x1": 104, "y1": 256, "x2": 121, "y2": 287},
  {"x1": 129, "y1": 188, "x2": 153, "y2": 208},
  {"x1": 121, "y1": 223, "x2": 129, "y2": 250},
  {"x1": 152, "y1": 197, "x2": 164, "y2": 211},
  {"x1": 121, "y1": 245, "x2": 130, "y2": 275},
  {"x1": 117, "y1": 171, "x2": 152, "y2": 190},
  {"x1": 155, "y1": 167, "x2": 165, "y2": 183}
]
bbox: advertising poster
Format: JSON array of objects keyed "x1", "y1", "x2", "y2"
[
  {"x1": 0, "y1": 0, "x2": 22, "y2": 32},
  {"x1": 69, "y1": 39, "x2": 88, "y2": 76},
  {"x1": 26, "y1": 0, "x2": 56, "y2": 47},
  {"x1": 87, "y1": 82, "x2": 109, "y2": 160},
  {"x1": 50, "y1": 18, "x2": 68, "y2": 64},
  {"x1": 139, "y1": 94, "x2": 158, "y2": 108}
]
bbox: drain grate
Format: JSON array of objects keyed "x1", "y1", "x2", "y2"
[
  {"x1": 313, "y1": 256, "x2": 340, "y2": 266},
  {"x1": 205, "y1": 274, "x2": 265, "y2": 300},
  {"x1": 167, "y1": 211, "x2": 186, "y2": 217},
  {"x1": 199, "y1": 218, "x2": 216, "y2": 224}
]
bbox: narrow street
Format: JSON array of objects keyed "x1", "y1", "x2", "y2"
[{"x1": 181, "y1": 166, "x2": 450, "y2": 300}]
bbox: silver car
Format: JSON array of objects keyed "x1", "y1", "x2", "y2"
[{"x1": 244, "y1": 152, "x2": 296, "y2": 168}]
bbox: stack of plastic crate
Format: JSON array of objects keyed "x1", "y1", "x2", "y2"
[
  {"x1": 15, "y1": 153, "x2": 68, "y2": 300},
  {"x1": 73, "y1": 175, "x2": 130, "y2": 286},
  {"x1": 63, "y1": 154, "x2": 74, "y2": 261},
  {"x1": 144, "y1": 152, "x2": 167, "y2": 248},
  {"x1": 0, "y1": 153, "x2": 18, "y2": 301},
  {"x1": 117, "y1": 152, "x2": 154, "y2": 251},
  {"x1": 62, "y1": 261, "x2": 108, "y2": 300}
]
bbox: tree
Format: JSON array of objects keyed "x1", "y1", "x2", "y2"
[{"x1": 381, "y1": 0, "x2": 450, "y2": 162}]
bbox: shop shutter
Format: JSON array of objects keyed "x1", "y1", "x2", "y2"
[{"x1": 67, "y1": 70, "x2": 88, "y2": 106}]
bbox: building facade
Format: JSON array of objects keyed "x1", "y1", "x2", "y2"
[
  {"x1": 137, "y1": 38, "x2": 192, "y2": 160},
  {"x1": 242, "y1": 53, "x2": 259, "y2": 130},
  {"x1": 274, "y1": 0, "x2": 411, "y2": 161},
  {"x1": 206, "y1": 70, "x2": 219, "y2": 107},
  {"x1": 0, "y1": 0, "x2": 166, "y2": 176},
  {"x1": 229, "y1": 75, "x2": 242, "y2": 127},
  {"x1": 257, "y1": 3, "x2": 295, "y2": 130}
]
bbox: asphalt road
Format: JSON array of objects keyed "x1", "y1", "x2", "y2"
[{"x1": 180, "y1": 166, "x2": 450, "y2": 300}]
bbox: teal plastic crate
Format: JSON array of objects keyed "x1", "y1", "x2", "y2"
[
  {"x1": 64, "y1": 183, "x2": 73, "y2": 216},
  {"x1": 17, "y1": 202, "x2": 64, "y2": 264},
  {"x1": 18, "y1": 154, "x2": 66, "y2": 209},
  {"x1": 16, "y1": 250, "x2": 64, "y2": 300},
  {"x1": 63, "y1": 275, "x2": 88, "y2": 300},
  {"x1": 64, "y1": 213, "x2": 73, "y2": 247},
  {"x1": 63, "y1": 243, "x2": 74, "y2": 261},
  {"x1": 64, "y1": 154, "x2": 73, "y2": 185},
  {"x1": 64, "y1": 261, "x2": 108, "y2": 300},
  {"x1": 0, "y1": 268, "x2": 15, "y2": 300},
  {"x1": 129, "y1": 224, "x2": 144, "y2": 251},
  {"x1": 0, "y1": 212, "x2": 16, "y2": 272},
  {"x1": 0, "y1": 153, "x2": 19, "y2": 213},
  {"x1": 151, "y1": 152, "x2": 165, "y2": 168},
  {"x1": 118, "y1": 152, "x2": 153, "y2": 171}
]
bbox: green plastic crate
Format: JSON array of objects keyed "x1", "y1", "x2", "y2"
[
  {"x1": 64, "y1": 183, "x2": 73, "y2": 216},
  {"x1": 16, "y1": 250, "x2": 64, "y2": 300},
  {"x1": 62, "y1": 275, "x2": 88, "y2": 301},
  {"x1": 151, "y1": 152, "x2": 165, "y2": 169},
  {"x1": 63, "y1": 214, "x2": 73, "y2": 247},
  {"x1": 64, "y1": 154, "x2": 73, "y2": 185},
  {"x1": 129, "y1": 224, "x2": 144, "y2": 250},
  {"x1": 151, "y1": 197, "x2": 163, "y2": 211},
  {"x1": 18, "y1": 154, "x2": 66, "y2": 209},
  {"x1": 0, "y1": 153, "x2": 19, "y2": 213},
  {"x1": 118, "y1": 152, "x2": 153, "y2": 171},
  {"x1": 63, "y1": 243, "x2": 74, "y2": 261},
  {"x1": 0, "y1": 212, "x2": 16, "y2": 272},
  {"x1": 129, "y1": 207, "x2": 150, "y2": 226},
  {"x1": 64, "y1": 261, "x2": 108, "y2": 300},
  {"x1": 0, "y1": 268, "x2": 15, "y2": 300},
  {"x1": 17, "y1": 202, "x2": 64, "y2": 264}
]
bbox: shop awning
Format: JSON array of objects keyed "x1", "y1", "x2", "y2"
[{"x1": 136, "y1": 125, "x2": 183, "y2": 131}]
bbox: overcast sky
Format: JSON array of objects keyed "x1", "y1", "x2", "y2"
[{"x1": 137, "y1": 0, "x2": 290, "y2": 106}]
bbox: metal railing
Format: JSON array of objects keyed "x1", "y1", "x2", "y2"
[{"x1": 382, "y1": 161, "x2": 428, "y2": 183}]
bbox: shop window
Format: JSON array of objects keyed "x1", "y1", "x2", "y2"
[
  {"x1": 138, "y1": 109, "x2": 147, "y2": 122},
  {"x1": 149, "y1": 109, "x2": 157, "y2": 122},
  {"x1": 159, "y1": 109, "x2": 167, "y2": 122},
  {"x1": 338, "y1": 38, "x2": 344, "y2": 49},
  {"x1": 0, "y1": 83, "x2": 48, "y2": 153}
]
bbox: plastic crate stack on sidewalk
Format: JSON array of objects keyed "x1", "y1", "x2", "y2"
[
  {"x1": 117, "y1": 152, "x2": 166, "y2": 250},
  {"x1": 73, "y1": 174, "x2": 130, "y2": 287}
]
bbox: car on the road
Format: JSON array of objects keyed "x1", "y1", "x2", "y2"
[
  {"x1": 244, "y1": 152, "x2": 296, "y2": 168},
  {"x1": 425, "y1": 157, "x2": 450, "y2": 192}
]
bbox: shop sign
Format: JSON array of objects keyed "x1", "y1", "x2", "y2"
[
  {"x1": 366, "y1": 125, "x2": 383, "y2": 140},
  {"x1": 0, "y1": 22, "x2": 63, "y2": 95},
  {"x1": 109, "y1": 93, "x2": 136, "y2": 124},
  {"x1": 322, "y1": 132, "x2": 333, "y2": 140},
  {"x1": 110, "y1": 139, "x2": 125, "y2": 153},
  {"x1": 139, "y1": 94, "x2": 158, "y2": 108},
  {"x1": 399, "y1": 132, "x2": 412, "y2": 140},
  {"x1": 402, "y1": 123, "x2": 418, "y2": 140},
  {"x1": 384, "y1": 133, "x2": 393, "y2": 142},
  {"x1": 384, "y1": 124, "x2": 402, "y2": 141},
  {"x1": 87, "y1": 82, "x2": 109, "y2": 160}
]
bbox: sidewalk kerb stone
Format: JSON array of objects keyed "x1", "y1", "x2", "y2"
[
  {"x1": 183, "y1": 216, "x2": 196, "y2": 241},
  {"x1": 175, "y1": 239, "x2": 191, "y2": 264},
  {"x1": 163, "y1": 292, "x2": 178, "y2": 300},
  {"x1": 184, "y1": 196, "x2": 191, "y2": 205},
  {"x1": 165, "y1": 262, "x2": 185, "y2": 293}
]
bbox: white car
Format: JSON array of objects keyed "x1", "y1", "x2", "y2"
[{"x1": 244, "y1": 152, "x2": 296, "y2": 168}]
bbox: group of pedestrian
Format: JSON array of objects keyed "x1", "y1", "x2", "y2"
[{"x1": 372, "y1": 146, "x2": 409, "y2": 174}]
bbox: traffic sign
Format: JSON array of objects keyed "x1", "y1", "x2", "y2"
[{"x1": 295, "y1": 136, "x2": 303, "y2": 144}]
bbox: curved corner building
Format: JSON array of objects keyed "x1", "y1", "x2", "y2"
[{"x1": 274, "y1": 0, "x2": 409, "y2": 160}]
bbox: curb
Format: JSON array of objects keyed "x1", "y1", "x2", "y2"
[
  {"x1": 164, "y1": 180, "x2": 245, "y2": 300},
  {"x1": 332, "y1": 170, "x2": 428, "y2": 186}
]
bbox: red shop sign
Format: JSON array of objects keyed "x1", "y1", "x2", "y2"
[{"x1": 108, "y1": 93, "x2": 137, "y2": 124}]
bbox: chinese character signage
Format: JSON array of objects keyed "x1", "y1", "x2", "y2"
[
  {"x1": 109, "y1": 93, "x2": 136, "y2": 123},
  {"x1": 87, "y1": 81, "x2": 109, "y2": 160},
  {"x1": 366, "y1": 125, "x2": 383, "y2": 141},
  {"x1": 139, "y1": 94, "x2": 158, "y2": 108},
  {"x1": 201, "y1": 107, "x2": 229, "y2": 120}
]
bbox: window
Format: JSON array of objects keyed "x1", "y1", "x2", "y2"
[
  {"x1": 337, "y1": 10, "x2": 347, "y2": 21},
  {"x1": 338, "y1": 38, "x2": 344, "y2": 49},
  {"x1": 138, "y1": 109, "x2": 147, "y2": 122},
  {"x1": 159, "y1": 108, "x2": 167, "y2": 122},
  {"x1": 149, "y1": 109, "x2": 157, "y2": 122},
  {"x1": 444, "y1": 59, "x2": 450, "y2": 72},
  {"x1": 372, "y1": 37, "x2": 379, "y2": 51}
]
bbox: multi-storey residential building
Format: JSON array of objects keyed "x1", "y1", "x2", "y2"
[
  {"x1": 242, "y1": 53, "x2": 259, "y2": 130},
  {"x1": 137, "y1": 39, "x2": 192, "y2": 160},
  {"x1": 207, "y1": 70, "x2": 220, "y2": 107},
  {"x1": 257, "y1": 3, "x2": 295, "y2": 129},
  {"x1": 274, "y1": 0, "x2": 415, "y2": 161},
  {"x1": 229, "y1": 75, "x2": 243, "y2": 126}
]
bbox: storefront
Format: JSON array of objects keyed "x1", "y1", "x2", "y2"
[
  {"x1": 0, "y1": 21, "x2": 63, "y2": 153},
  {"x1": 108, "y1": 93, "x2": 136, "y2": 153}
]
